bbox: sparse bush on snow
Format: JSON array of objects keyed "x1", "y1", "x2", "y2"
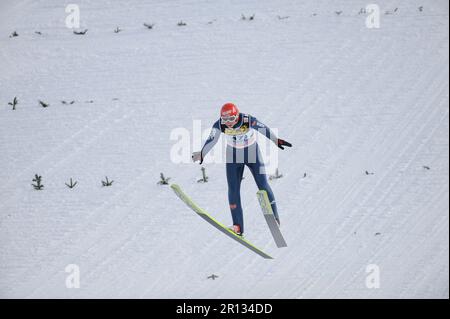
[
  {"x1": 157, "y1": 173, "x2": 171, "y2": 185},
  {"x1": 65, "y1": 178, "x2": 78, "y2": 189},
  {"x1": 102, "y1": 176, "x2": 114, "y2": 187},
  {"x1": 8, "y1": 97, "x2": 18, "y2": 110},
  {"x1": 197, "y1": 167, "x2": 208, "y2": 183},
  {"x1": 32, "y1": 174, "x2": 44, "y2": 190}
]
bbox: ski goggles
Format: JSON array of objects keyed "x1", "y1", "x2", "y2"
[{"x1": 221, "y1": 115, "x2": 238, "y2": 123}]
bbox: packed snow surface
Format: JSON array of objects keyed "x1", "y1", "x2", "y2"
[{"x1": 0, "y1": 0, "x2": 448, "y2": 298}]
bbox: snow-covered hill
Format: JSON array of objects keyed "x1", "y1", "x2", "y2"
[{"x1": 0, "y1": 0, "x2": 448, "y2": 298}]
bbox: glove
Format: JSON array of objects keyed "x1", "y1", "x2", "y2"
[
  {"x1": 277, "y1": 139, "x2": 292, "y2": 150},
  {"x1": 192, "y1": 151, "x2": 203, "y2": 164}
]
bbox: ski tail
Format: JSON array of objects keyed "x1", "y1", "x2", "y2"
[{"x1": 257, "y1": 190, "x2": 287, "y2": 248}]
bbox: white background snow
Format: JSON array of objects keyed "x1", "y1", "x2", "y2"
[{"x1": 0, "y1": 0, "x2": 448, "y2": 298}]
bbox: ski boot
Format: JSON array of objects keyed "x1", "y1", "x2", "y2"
[{"x1": 228, "y1": 224, "x2": 243, "y2": 236}]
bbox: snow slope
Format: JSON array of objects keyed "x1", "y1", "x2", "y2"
[{"x1": 0, "y1": 0, "x2": 448, "y2": 298}]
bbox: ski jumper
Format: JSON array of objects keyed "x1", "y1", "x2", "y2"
[{"x1": 200, "y1": 113, "x2": 280, "y2": 234}]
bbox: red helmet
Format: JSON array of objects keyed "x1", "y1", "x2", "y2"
[{"x1": 220, "y1": 103, "x2": 239, "y2": 124}]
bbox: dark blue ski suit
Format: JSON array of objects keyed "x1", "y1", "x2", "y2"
[{"x1": 200, "y1": 113, "x2": 279, "y2": 234}]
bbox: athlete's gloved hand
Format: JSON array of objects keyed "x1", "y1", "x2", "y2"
[
  {"x1": 277, "y1": 139, "x2": 292, "y2": 150},
  {"x1": 192, "y1": 151, "x2": 203, "y2": 164}
]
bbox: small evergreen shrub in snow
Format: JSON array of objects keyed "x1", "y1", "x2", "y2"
[
  {"x1": 177, "y1": 21, "x2": 187, "y2": 26},
  {"x1": 197, "y1": 167, "x2": 208, "y2": 183},
  {"x1": 32, "y1": 174, "x2": 44, "y2": 190},
  {"x1": 157, "y1": 173, "x2": 170, "y2": 185},
  {"x1": 8, "y1": 97, "x2": 18, "y2": 110},
  {"x1": 114, "y1": 27, "x2": 122, "y2": 33},
  {"x1": 385, "y1": 8, "x2": 398, "y2": 15},
  {"x1": 65, "y1": 178, "x2": 78, "y2": 189},
  {"x1": 241, "y1": 14, "x2": 255, "y2": 21},
  {"x1": 143, "y1": 23, "x2": 155, "y2": 29},
  {"x1": 269, "y1": 168, "x2": 283, "y2": 181},
  {"x1": 39, "y1": 100, "x2": 49, "y2": 108},
  {"x1": 73, "y1": 29, "x2": 88, "y2": 35},
  {"x1": 102, "y1": 176, "x2": 114, "y2": 187},
  {"x1": 9, "y1": 31, "x2": 18, "y2": 38}
]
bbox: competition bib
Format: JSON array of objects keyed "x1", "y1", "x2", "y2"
[{"x1": 223, "y1": 124, "x2": 256, "y2": 148}]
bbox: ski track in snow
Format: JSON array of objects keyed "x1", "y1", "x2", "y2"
[{"x1": 0, "y1": 0, "x2": 448, "y2": 298}]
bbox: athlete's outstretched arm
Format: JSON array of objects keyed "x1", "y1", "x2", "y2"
[
  {"x1": 192, "y1": 120, "x2": 221, "y2": 164},
  {"x1": 251, "y1": 116, "x2": 292, "y2": 150}
]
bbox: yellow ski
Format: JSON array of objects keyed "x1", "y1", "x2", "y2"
[{"x1": 171, "y1": 184, "x2": 273, "y2": 259}]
